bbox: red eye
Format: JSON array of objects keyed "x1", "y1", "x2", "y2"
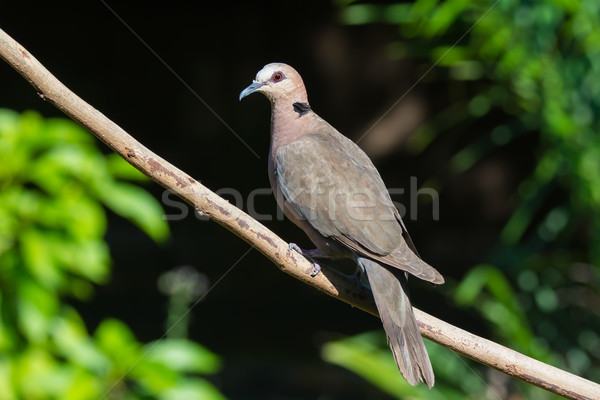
[{"x1": 271, "y1": 72, "x2": 284, "y2": 82}]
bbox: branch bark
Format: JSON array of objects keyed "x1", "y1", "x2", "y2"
[{"x1": 0, "y1": 27, "x2": 598, "y2": 400}]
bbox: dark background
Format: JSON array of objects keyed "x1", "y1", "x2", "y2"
[{"x1": 0, "y1": 2, "x2": 531, "y2": 398}]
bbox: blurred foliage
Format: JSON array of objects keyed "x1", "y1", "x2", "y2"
[
  {"x1": 323, "y1": 332, "x2": 489, "y2": 399},
  {"x1": 326, "y1": 0, "x2": 600, "y2": 398},
  {"x1": 0, "y1": 109, "x2": 224, "y2": 399}
]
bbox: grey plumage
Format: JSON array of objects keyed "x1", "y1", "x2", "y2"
[
  {"x1": 275, "y1": 133, "x2": 443, "y2": 285},
  {"x1": 359, "y1": 257, "x2": 435, "y2": 387},
  {"x1": 240, "y1": 63, "x2": 443, "y2": 387}
]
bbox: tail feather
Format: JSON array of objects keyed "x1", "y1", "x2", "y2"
[{"x1": 359, "y1": 257, "x2": 435, "y2": 388}]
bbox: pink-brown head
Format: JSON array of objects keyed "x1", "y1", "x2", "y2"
[{"x1": 239, "y1": 63, "x2": 308, "y2": 105}]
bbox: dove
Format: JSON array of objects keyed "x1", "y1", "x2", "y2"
[{"x1": 240, "y1": 63, "x2": 443, "y2": 387}]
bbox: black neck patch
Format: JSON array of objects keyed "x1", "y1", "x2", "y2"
[{"x1": 292, "y1": 101, "x2": 311, "y2": 117}]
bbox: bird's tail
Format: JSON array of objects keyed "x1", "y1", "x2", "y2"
[{"x1": 359, "y1": 257, "x2": 435, "y2": 388}]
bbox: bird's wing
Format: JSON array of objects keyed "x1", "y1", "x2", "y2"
[
  {"x1": 276, "y1": 132, "x2": 401, "y2": 254},
  {"x1": 275, "y1": 132, "x2": 443, "y2": 283}
]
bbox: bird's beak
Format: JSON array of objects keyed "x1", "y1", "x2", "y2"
[{"x1": 239, "y1": 81, "x2": 264, "y2": 101}]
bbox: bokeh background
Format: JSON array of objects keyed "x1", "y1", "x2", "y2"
[{"x1": 1, "y1": 1, "x2": 599, "y2": 399}]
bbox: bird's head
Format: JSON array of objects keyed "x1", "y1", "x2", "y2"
[{"x1": 239, "y1": 63, "x2": 308, "y2": 104}]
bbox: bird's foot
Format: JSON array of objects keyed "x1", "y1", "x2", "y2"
[
  {"x1": 289, "y1": 243, "x2": 322, "y2": 277},
  {"x1": 289, "y1": 243, "x2": 326, "y2": 258},
  {"x1": 310, "y1": 263, "x2": 321, "y2": 277}
]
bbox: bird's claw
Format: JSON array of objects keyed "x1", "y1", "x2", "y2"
[
  {"x1": 289, "y1": 242, "x2": 322, "y2": 277},
  {"x1": 289, "y1": 242, "x2": 303, "y2": 254},
  {"x1": 310, "y1": 263, "x2": 321, "y2": 277}
]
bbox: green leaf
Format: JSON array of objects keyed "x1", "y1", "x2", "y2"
[
  {"x1": 16, "y1": 347, "x2": 63, "y2": 398},
  {"x1": 106, "y1": 153, "x2": 148, "y2": 181},
  {"x1": 55, "y1": 237, "x2": 111, "y2": 284},
  {"x1": 44, "y1": 117, "x2": 94, "y2": 147},
  {"x1": 341, "y1": 4, "x2": 380, "y2": 25},
  {"x1": 62, "y1": 369, "x2": 104, "y2": 400},
  {"x1": 0, "y1": 357, "x2": 17, "y2": 400},
  {"x1": 50, "y1": 309, "x2": 110, "y2": 373},
  {"x1": 16, "y1": 280, "x2": 59, "y2": 344},
  {"x1": 162, "y1": 378, "x2": 227, "y2": 400},
  {"x1": 38, "y1": 195, "x2": 107, "y2": 240},
  {"x1": 0, "y1": 108, "x2": 20, "y2": 132},
  {"x1": 98, "y1": 181, "x2": 169, "y2": 242},
  {"x1": 453, "y1": 264, "x2": 491, "y2": 306},
  {"x1": 424, "y1": 0, "x2": 469, "y2": 36},
  {"x1": 134, "y1": 359, "x2": 179, "y2": 394},
  {"x1": 94, "y1": 319, "x2": 141, "y2": 368},
  {"x1": 144, "y1": 339, "x2": 221, "y2": 374},
  {"x1": 20, "y1": 228, "x2": 64, "y2": 290}
]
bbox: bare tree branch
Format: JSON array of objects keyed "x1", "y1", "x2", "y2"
[{"x1": 0, "y1": 27, "x2": 597, "y2": 400}]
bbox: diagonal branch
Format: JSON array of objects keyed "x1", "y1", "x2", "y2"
[{"x1": 0, "y1": 27, "x2": 597, "y2": 400}]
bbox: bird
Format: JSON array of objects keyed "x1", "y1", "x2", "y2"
[{"x1": 239, "y1": 62, "x2": 444, "y2": 387}]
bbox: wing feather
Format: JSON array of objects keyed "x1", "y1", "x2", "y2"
[{"x1": 276, "y1": 132, "x2": 443, "y2": 284}]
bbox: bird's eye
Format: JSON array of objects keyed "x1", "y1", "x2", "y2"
[{"x1": 271, "y1": 72, "x2": 285, "y2": 82}]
